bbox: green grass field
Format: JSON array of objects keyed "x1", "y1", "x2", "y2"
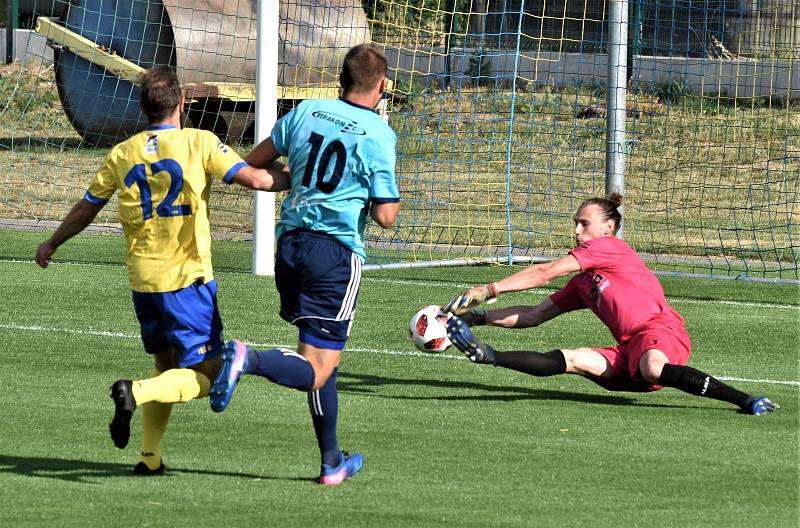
[{"x1": 1, "y1": 229, "x2": 798, "y2": 527}]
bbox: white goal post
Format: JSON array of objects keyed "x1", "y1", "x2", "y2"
[{"x1": 252, "y1": 0, "x2": 280, "y2": 276}]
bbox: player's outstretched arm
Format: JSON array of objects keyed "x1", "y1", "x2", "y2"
[
  {"x1": 494, "y1": 255, "x2": 580, "y2": 294},
  {"x1": 231, "y1": 164, "x2": 291, "y2": 192},
  {"x1": 36, "y1": 199, "x2": 104, "y2": 268},
  {"x1": 445, "y1": 255, "x2": 580, "y2": 314},
  {"x1": 245, "y1": 137, "x2": 280, "y2": 169},
  {"x1": 484, "y1": 298, "x2": 565, "y2": 328}
]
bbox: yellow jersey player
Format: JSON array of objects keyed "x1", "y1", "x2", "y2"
[{"x1": 35, "y1": 66, "x2": 289, "y2": 474}]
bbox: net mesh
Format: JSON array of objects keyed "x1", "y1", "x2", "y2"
[{"x1": 0, "y1": 0, "x2": 797, "y2": 279}]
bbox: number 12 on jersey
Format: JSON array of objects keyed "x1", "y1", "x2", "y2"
[{"x1": 124, "y1": 159, "x2": 192, "y2": 220}]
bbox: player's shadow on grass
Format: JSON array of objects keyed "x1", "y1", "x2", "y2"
[
  {"x1": 338, "y1": 372, "x2": 714, "y2": 410},
  {"x1": 0, "y1": 454, "x2": 313, "y2": 484},
  {"x1": 338, "y1": 372, "x2": 636, "y2": 406}
]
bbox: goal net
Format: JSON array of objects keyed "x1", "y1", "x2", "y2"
[{"x1": 0, "y1": 0, "x2": 797, "y2": 280}]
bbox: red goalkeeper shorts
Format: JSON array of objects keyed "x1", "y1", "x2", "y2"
[{"x1": 589, "y1": 321, "x2": 692, "y2": 392}]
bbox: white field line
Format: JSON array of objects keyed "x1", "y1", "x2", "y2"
[
  {"x1": 4, "y1": 260, "x2": 798, "y2": 311},
  {"x1": 2, "y1": 322, "x2": 798, "y2": 387},
  {"x1": 669, "y1": 297, "x2": 800, "y2": 311}
]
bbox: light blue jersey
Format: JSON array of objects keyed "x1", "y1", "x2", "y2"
[{"x1": 271, "y1": 98, "x2": 399, "y2": 260}]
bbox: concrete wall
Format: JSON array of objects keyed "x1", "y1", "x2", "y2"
[
  {"x1": 0, "y1": 29, "x2": 53, "y2": 63},
  {"x1": 483, "y1": 0, "x2": 799, "y2": 58},
  {"x1": 634, "y1": 56, "x2": 800, "y2": 100},
  {"x1": 386, "y1": 46, "x2": 800, "y2": 100},
  {"x1": 4, "y1": 30, "x2": 797, "y2": 101}
]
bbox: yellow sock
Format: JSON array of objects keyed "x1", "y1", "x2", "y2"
[
  {"x1": 137, "y1": 368, "x2": 172, "y2": 471},
  {"x1": 140, "y1": 400, "x2": 173, "y2": 470},
  {"x1": 132, "y1": 369, "x2": 211, "y2": 404}
]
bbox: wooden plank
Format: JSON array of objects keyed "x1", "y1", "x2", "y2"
[
  {"x1": 34, "y1": 17, "x2": 145, "y2": 83},
  {"x1": 182, "y1": 81, "x2": 392, "y2": 104},
  {"x1": 35, "y1": 16, "x2": 394, "y2": 110},
  {"x1": 182, "y1": 82, "x2": 345, "y2": 103}
]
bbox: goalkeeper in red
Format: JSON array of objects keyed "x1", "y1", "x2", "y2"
[{"x1": 445, "y1": 194, "x2": 777, "y2": 415}]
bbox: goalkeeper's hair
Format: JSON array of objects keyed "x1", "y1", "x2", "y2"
[
  {"x1": 578, "y1": 193, "x2": 623, "y2": 234},
  {"x1": 139, "y1": 66, "x2": 182, "y2": 123},
  {"x1": 340, "y1": 43, "x2": 387, "y2": 94}
]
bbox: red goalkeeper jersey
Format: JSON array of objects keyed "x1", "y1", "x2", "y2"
[{"x1": 549, "y1": 236, "x2": 685, "y2": 343}]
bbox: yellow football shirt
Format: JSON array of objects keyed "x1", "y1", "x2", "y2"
[{"x1": 84, "y1": 125, "x2": 247, "y2": 292}]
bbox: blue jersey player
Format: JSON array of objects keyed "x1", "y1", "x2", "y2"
[{"x1": 209, "y1": 43, "x2": 400, "y2": 485}]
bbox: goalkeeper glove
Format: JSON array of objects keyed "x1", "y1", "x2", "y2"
[{"x1": 444, "y1": 283, "x2": 498, "y2": 315}]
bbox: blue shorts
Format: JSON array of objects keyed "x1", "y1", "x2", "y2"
[
  {"x1": 132, "y1": 280, "x2": 224, "y2": 367},
  {"x1": 275, "y1": 229, "x2": 362, "y2": 350}
]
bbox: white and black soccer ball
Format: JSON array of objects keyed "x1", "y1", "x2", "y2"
[{"x1": 409, "y1": 305, "x2": 452, "y2": 353}]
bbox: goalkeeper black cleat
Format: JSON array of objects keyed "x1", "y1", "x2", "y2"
[
  {"x1": 109, "y1": 379, "x2": 136, "y2": 449},
  {"x1": 446, "y1": 316, "x2": 497, "y2": 365},
  {"x1": 133, "y1": 461, "x2": 165, "y2": 476}
]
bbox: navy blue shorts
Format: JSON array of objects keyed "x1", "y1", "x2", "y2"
[
  {"x1": 132, "y1": 280, "x2": 224, "y2": 367},
  {"x1": 276, "y1": 229, "x2": 362, "y2": 350}
]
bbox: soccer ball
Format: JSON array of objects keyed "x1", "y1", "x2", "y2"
[{"x1": 409, "y1": 305, "x2": 452, "y2": 352}]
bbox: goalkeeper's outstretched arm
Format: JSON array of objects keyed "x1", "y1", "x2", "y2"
[
  {"x1": 493, "y1": 256, "x2": 580, "y2": 295},
  {"x1": 483, "y1": 298, "x2": 565, "y2": 328},
  {"x1": 446, "y1": 255, "x2": 581, "y2": 314}
]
